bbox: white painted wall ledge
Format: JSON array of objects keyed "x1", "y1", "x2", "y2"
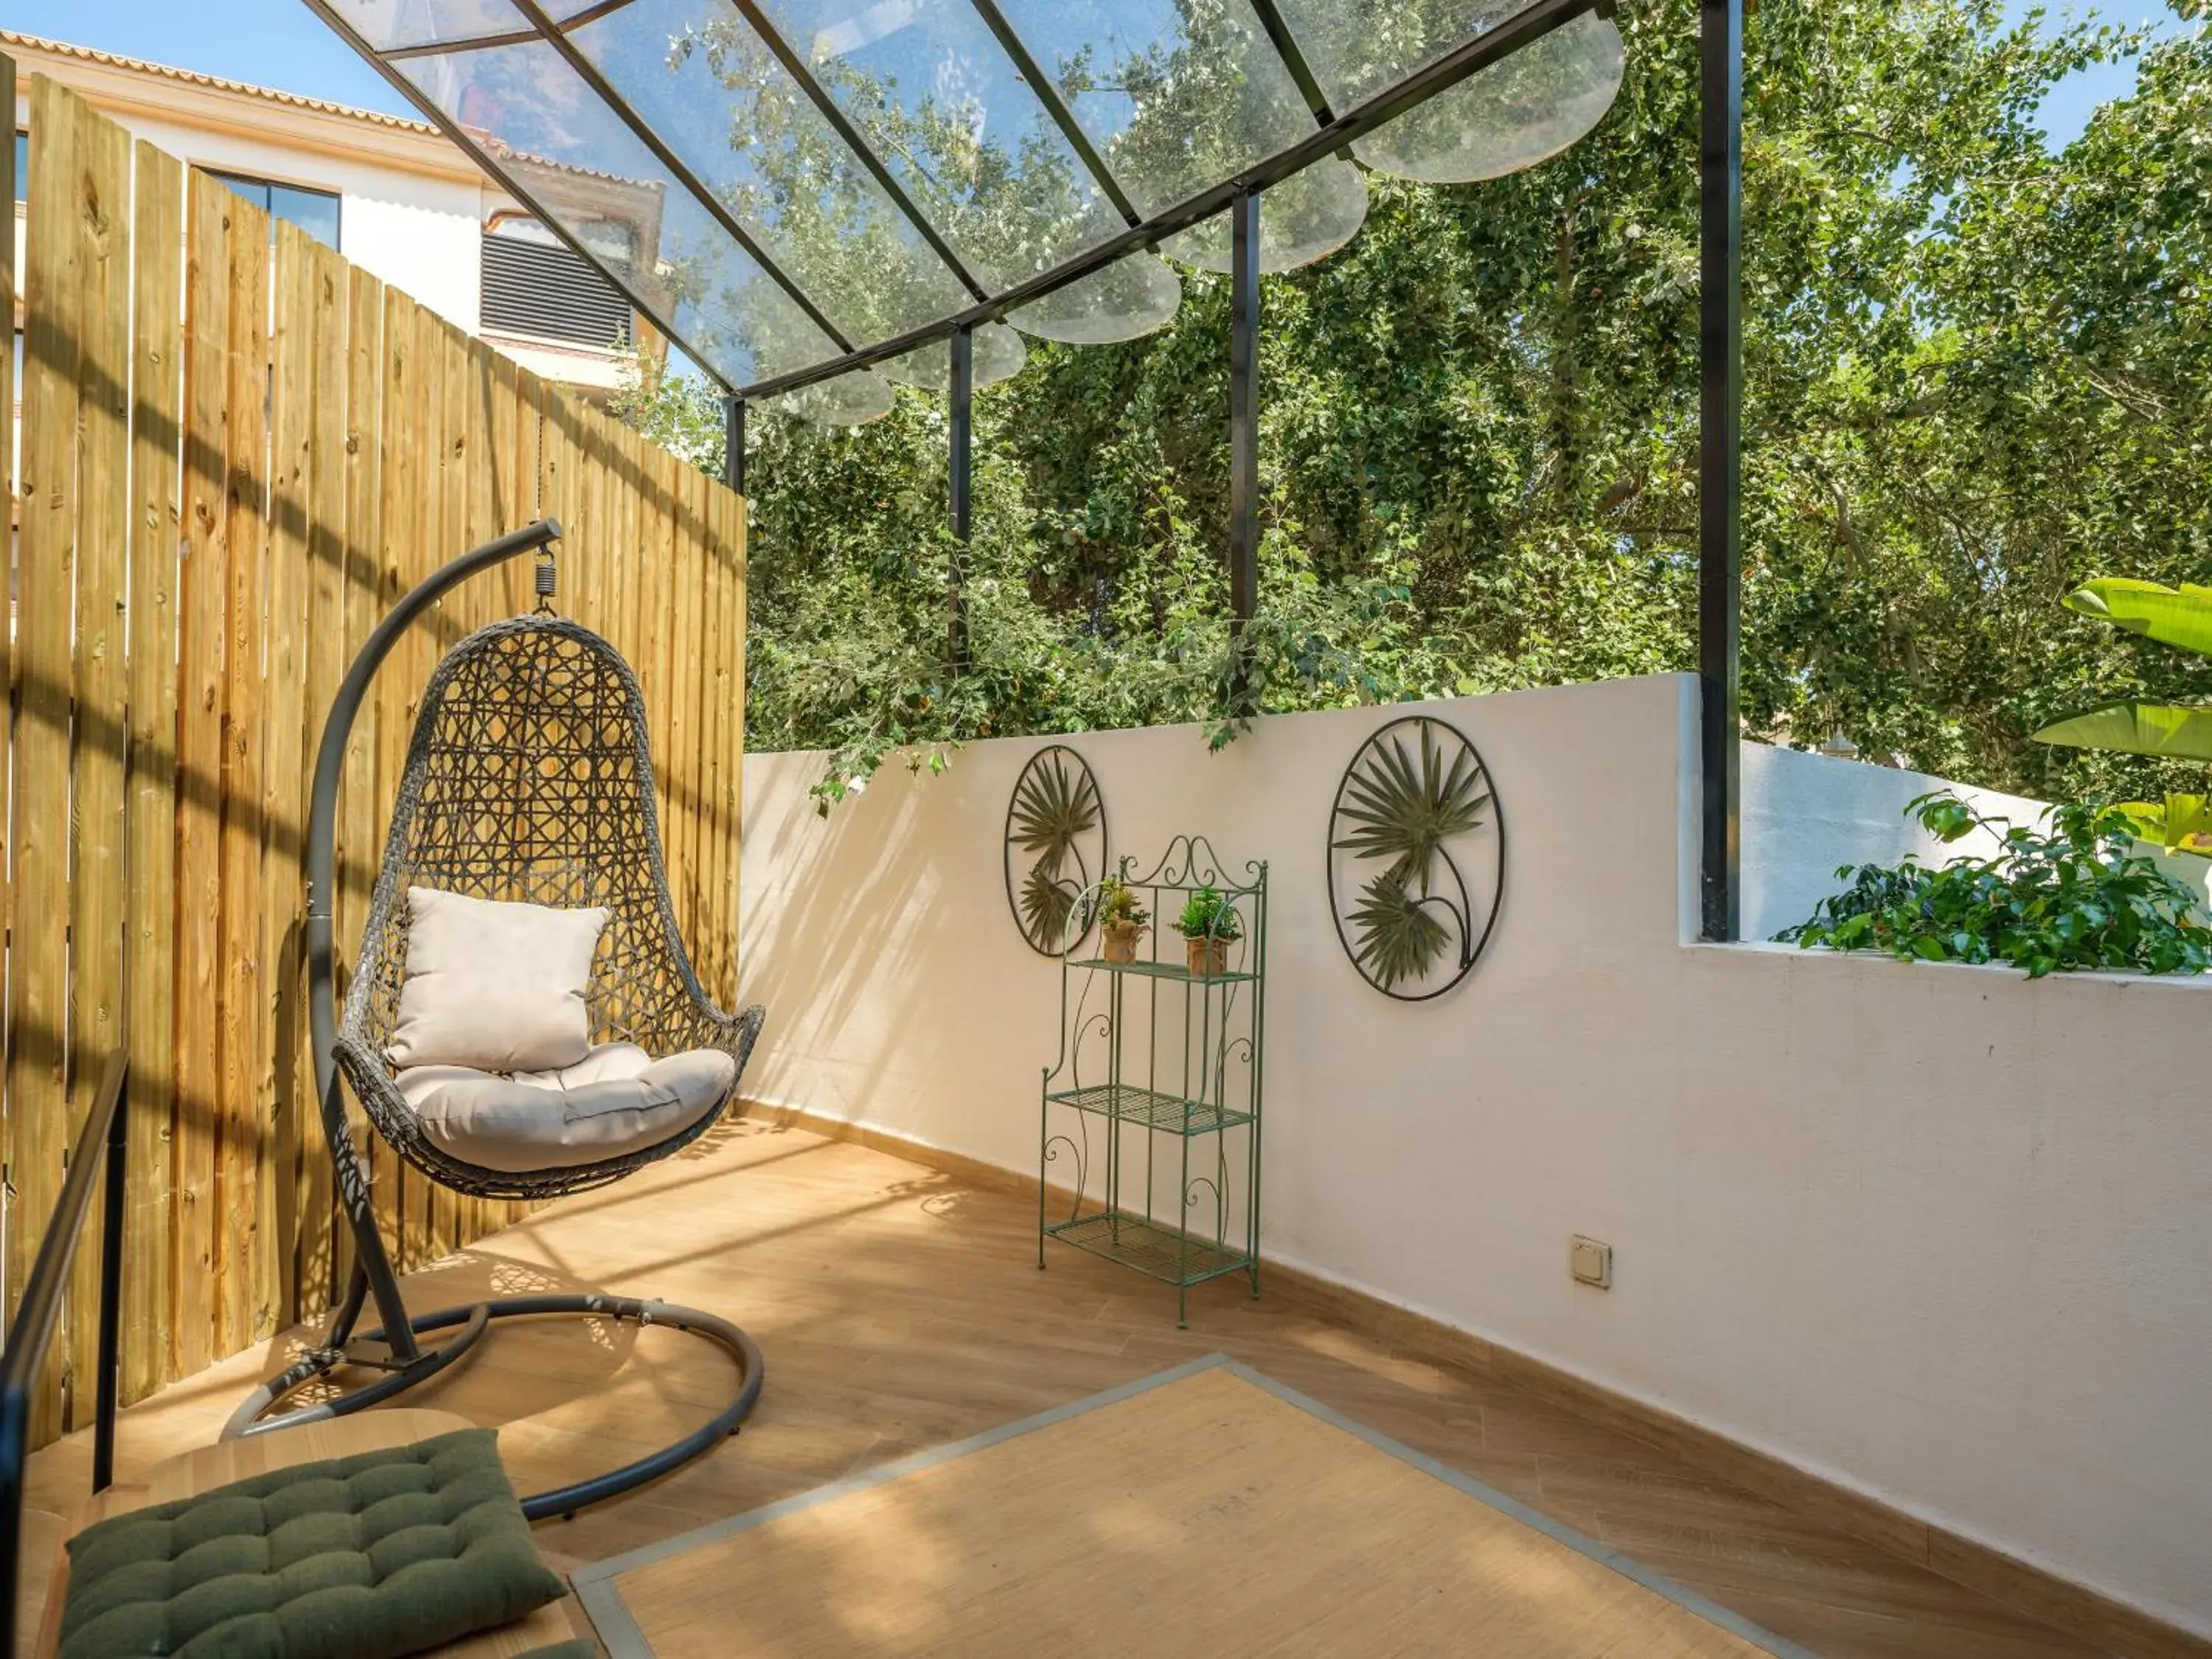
[{"x1": 738, "y1": 674, "x2": 2212, "y2": 1638}]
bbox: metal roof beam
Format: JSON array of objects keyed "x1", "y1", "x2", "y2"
[
  {"x1": 1246, "y1": 0, "x2": 1335, "y2": 125},
  {"x1": 507, "y1": 0, "x2": 856, "y2": 354},
  {"x1": 299, "y1": 0, "x2": 743, "y2": 397},
  {"x1": 720, "y1": 0, "x2": 991, "y2": 303},
  {"x1": 736, "y1": 0, "x2": 1606, "y2": 400},
  {"x1": 382, "y1": 0, "x2": 642, "y2": 62},
  {"x1": 965, "y1": 0, "x2": 1143, "y2": 227}
]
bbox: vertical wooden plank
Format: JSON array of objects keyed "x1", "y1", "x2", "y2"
[
  {"x1": 8, "y1": 80, "x2": 86, "y2": 1440},
  {"x1": 422, "y1": 311, "x2": 470, "y2": 1262},
  {"x1": 295, "y1": 235, "x2": 349, "y2": 1320},
  {"x1": 333, "y1": 265, "x2": 383, "y2": 1295},
  {"x1": 216, "y1": 178, "x2": 274, "y2": 1357},
  {"x1": 675, "y1": 467, "x2": 711, "y2": 952},
  {"x1": 728, "y1": 478, "x2": 749, "y2": 1000},
  {"x1": 63, "y1": 94, "x2": 133, "y2": 1433},
  {"x1": 643, "y1": 445, "x2": 678, "y2": 883},
  {"x1": 0, "y1": 52, "x2": 14, "y2": 1053},
  {"x1": 692, "y1": 465, "x2": 727, "y2": 1001},
  {"x1": 262, "y1": 222, "x2": 316, "y2": 1332},
  {"x1": 611, "y1": 425, "x2": 641, "y2": 683},
  {"x1": 125, "y1": 138, "x2": 183, "y2": 1405},
  {"x1": 453, "y1": 334, "x2": 497, "y2": 1249},
  {"x1": 703, "y1": 480, "x2": 741, "y2": 1003},
  {"x1": 173, "y1": 170, "x2": 232, "y2": 1382},
  {"x1": 373, "y1": 288, "x2": 418, "y2": 1274}
]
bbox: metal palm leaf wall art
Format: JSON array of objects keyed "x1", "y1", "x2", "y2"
[
  {"x1": 1326, "y1": 716, "x2": 1506, "y2": 999},
  {"x1": 1004, "y1": 745, "x2": 1109, "y2": 956}
]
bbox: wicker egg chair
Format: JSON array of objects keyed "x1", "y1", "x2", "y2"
[{"x1": 229, "y1": 520, "x2": 767, "y2": 1520}]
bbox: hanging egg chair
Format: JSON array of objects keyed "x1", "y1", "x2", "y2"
[{"x1": 229, "y1": 520, "x2": 767, "y2": 1521}]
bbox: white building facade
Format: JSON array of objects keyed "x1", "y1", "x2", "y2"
[{"x1": 8, "y1": 29, "x2": 639, "y2": 396}]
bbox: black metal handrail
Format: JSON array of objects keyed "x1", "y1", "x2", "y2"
[{"x1": 0, "y1": 1051, "x2": 130, "y2": 1655}]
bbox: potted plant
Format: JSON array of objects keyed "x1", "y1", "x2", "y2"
[
  {"x1": 1096, "y1": 877, "x2": 1150, "y2": 964},
  {"x1": 1174, "y1": 885, "x2": 1243, "y2": 977}
]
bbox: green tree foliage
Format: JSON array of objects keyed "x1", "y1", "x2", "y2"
[{"x1": 613, "y1": 0, "x2": 2212, "y2": 810}]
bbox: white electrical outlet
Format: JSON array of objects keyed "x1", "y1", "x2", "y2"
[{"x1": 1571, "y1": 1234, "x2": 1613, "y2": 1289}]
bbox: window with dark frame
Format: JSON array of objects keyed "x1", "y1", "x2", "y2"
[{"x1": 207, "y1": 169, "x2": 341, "y2": 251}]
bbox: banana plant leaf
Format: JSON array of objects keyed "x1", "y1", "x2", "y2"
[
  {"x1": 2062, "y1": 577, "x2": 2212, "y2": 659},
  {"x1": 2031, "y1": 701, "x2": 2212, "y2": 762},
  {"x1": 2118, "y1": 794, "x2": 2212, "y2": 858}
]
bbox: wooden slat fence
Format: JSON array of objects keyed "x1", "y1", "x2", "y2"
[{"x1": 1, "y1": 70, "x2": 747, "y2": 1444}]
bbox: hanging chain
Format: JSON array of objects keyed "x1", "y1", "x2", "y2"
[{"x1": 533, "y1": 401, "x2": 557, "y2": 615}]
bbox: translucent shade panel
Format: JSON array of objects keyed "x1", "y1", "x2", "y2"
[
  {"x1": 1006, "y1": 252, "x2": 1181, "y2": 345},
  {"x1": 324, "y1": 0, "x2": 524, "y2": 52},
  {"x1": 878, "y1": 322, "x2": 1029, "y2": 392},
  {"x1": 992, "y1": 0, "x2": 1322, "y2": 218},
  {"x1": 1354, "y1": 13, "x2": 1624, "y2": 183},
  {"x1": 568, "y1": 0, "x2": 970, "y2": 346},
  {"x1": 751, "y1": 0, "x2": 1130, "y2": 293},
  {"x1": 763, "y1": 367, "x2": 896, "y2": 425},
  {"x1": 401, "y1": 40, "x2": 845, "y2": 387},
  {"x1": 1270, "y1": 0, "x2": 1547, "y2": 111},
  {"x1": 1160, "y1": 158, "x2": 1369, "y2": 274}
]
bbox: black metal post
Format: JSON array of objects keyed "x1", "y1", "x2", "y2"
[
  {"x1": 305, "y1": 518, "x2": 564, "y2": 1359},
  {"x1": 1700, "y1": 0, "x2": 1744, "y2": 942},
  {"x1": 93, "y1": 1071, "x2": 128, "y2": 1493},
  {"x1": 724, "y1": 395, "x2": 745, "y2": 497},
  {"x1": 950, "y1": 325, "x2": 973, "y2": 671},
  {"x1": 1228, "y1": 189, "x2": 1262, "y2": 712}
]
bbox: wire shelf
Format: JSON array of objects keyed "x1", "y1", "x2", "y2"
[
  {"x1": 1046, "y1": 1211, "x2": 1253, "y2": 1287},
  {"x1": 1046, "y1": 1083, "x2": 1254, "y2": 1135},
  {"x1": 1067, "y1": 956, "x2": 1257, "y2": 984}
]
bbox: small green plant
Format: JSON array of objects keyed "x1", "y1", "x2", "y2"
[
  {"x1": 1173, "y1": 886, "x2": 1244, "y2": 942},
  {"x1": 1778, "y1": 791, "x2": 2211, "y2": 978},
  {"x1": 1096, "y1": 877, "x2": 1150, "y2": 929}
]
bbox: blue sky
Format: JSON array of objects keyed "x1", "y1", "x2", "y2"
[{"x1": 4, "y1": 0, "x2": 2190, "y2": 145}]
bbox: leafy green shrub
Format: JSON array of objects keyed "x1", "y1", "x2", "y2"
[{"x1": 1777, "y1": 792, "x2": 2210, "y2": 978}]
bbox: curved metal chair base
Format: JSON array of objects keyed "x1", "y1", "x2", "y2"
[{"x1": 225, "y1": 1295, "x2": 764, "y2": 1521}]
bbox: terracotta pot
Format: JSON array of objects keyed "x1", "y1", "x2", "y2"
[
  {"x1": 1185, "y1": 933, "x2": 1230, "y2": 978},
  {"x1": 1102, "y1": 920, "x2": 1147, "y2": 964}
]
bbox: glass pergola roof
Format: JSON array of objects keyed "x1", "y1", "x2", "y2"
[{"x1": 310, "y1": 0, "x2": 1624, "y2": 418}]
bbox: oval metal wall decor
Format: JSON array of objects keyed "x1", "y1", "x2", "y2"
[
  {"x1": 1326, "y1": 716, "x2": 1505, "y2": 1000},
  {"x1": 1004, "y1": 745, "x2": 1108, "y2": 956}
]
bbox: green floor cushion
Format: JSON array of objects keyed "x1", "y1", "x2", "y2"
[{"x1": 60, "y1": 1427, "x2": 566, "y2": 1659}]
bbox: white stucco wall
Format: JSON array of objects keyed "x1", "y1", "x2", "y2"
[
  {"x1": 737, "y1": 675, "x2": 2212, "y2": 1638},
  {"x1": 81, "y1": 109, "x2": 486, "y2": 330},
  {"x1": 1743, "y1": 740, "x2": 2212, "y2": 943}
]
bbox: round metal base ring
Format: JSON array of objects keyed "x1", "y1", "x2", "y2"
[{"x1": 224, "y1": 1293, "x2": 764, "y2": 1521}]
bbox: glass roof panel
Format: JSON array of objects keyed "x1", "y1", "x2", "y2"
[
  {"x1": 1271, "y1": 0, "x2": 1545, "y2": 113},
  {"x1": 990, "y1": 0, "x2": 1321, "y2": 219},
  {"x1": 879, "y1": 321, "x2": 1029, "y2": 392},
  {"x1": 324, "y1": 0, "x2": 524, "y2": 53},
  {"x1": 763, "y1": 366, "x2": 896, "y2": 424},
  {"x1": 400, "y1": 38, "x2": 842, "y2": 386},
  {"x1": 1161, "y1": 156, "x2": 1368, "y2": 275},
  {"x1": 566, "y1": 0, "x2": 972, "y2": 347},
  {"x1": 750, "y1": 0, "x2": 1130, "y2": 293},
  {"x1": 1354, "y1": 12, "x2": 1623, "y2": 182},
  {"x1": 1007, "y1": 252, "x2": 1180, "y2": 345}
]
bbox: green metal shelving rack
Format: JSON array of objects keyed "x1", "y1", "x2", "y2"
[{"x1": 1038, "y1": 838, "x2": 1266, "y2": 1326}]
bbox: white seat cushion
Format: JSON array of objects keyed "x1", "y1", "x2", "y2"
[
  {"x1": 386, "y1": 886, "x2": 611, "y2": 1074},
  {"x1": 394, "y1": 1042, "x2": 737, "y2": 1174}
]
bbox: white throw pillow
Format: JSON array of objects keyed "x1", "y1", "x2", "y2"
[{"x1": 386, "y1": 887, "x2": 611, "y2": 1073}]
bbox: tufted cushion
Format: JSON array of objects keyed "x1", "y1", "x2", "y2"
[
  {"x1": 394, "y1": 1043, "x2": 736, "y2": 1174},
  {"x1": 59, "y1": 1428, "x2": 564, "y2": 1659}
]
